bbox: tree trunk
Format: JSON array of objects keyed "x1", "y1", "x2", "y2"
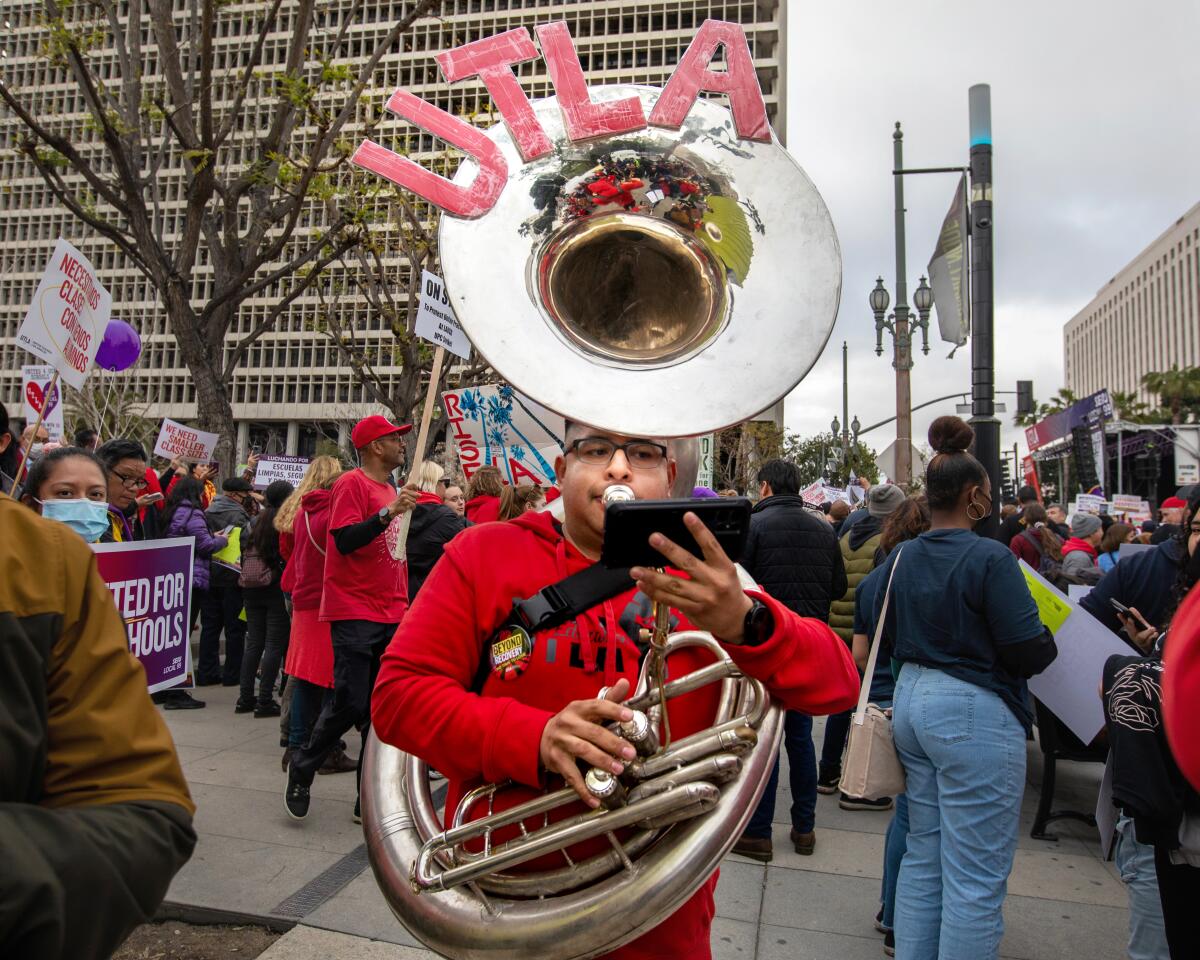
[
  {"x1": 165, "y1": 287, "x2": 238, "y2": 472},
  {"x1": 194, "y1": 368, "x2": 237, "y2": 472}
]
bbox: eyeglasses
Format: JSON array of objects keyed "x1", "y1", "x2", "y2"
[
  {"x1": 110, "y1": 469, "x2": 148, "y2": 490},
  {"x1": 568, "y1": 437, "x2": 668, "y2": 470}
]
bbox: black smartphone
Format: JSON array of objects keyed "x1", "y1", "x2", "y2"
[
  {"x1": 600, "y1": 497, "x2": 752, "y2": 569},
  {"x1": 1109, "y1": 597, "x2": 1132, "y2": 617}
]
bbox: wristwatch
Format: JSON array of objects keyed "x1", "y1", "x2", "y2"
[
  {"x1": 378, "y1": 505, "x2": 392, "y2": 524},
  {"x1": 740, "y1": 599, "x2": 774, "y2": 647}
]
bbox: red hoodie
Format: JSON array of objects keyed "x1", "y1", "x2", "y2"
[
  {"x1": 464, "y1": 493, "x2": 500, "y2": 523},
  {"x1": 372, "y1": 511, "x2": 859, "y2": 960},
  {"x1": 283, "y1": 488, "x2": 333, "y2": 610},
  {"x1": 1061, "y1": 537, "x2": 1098, "y2": 563}
]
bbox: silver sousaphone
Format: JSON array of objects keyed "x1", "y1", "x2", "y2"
[{"x1": 362, "y1": 85, "x2": 841, "y2": 959}]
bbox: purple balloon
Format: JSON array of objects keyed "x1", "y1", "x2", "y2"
[{"x1": 95, "y1": 319, "x2": 142, "y2": 372}]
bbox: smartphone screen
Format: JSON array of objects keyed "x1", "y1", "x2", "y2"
[{"x1": 601, "y1": 498, "x2": 751, "y2": 569}]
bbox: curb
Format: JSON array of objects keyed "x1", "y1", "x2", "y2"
[{"x1": 156, "y1": 900, "x2": 298, "y2": 933}]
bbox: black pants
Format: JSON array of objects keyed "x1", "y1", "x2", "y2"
[
  {"x1": 240, "y1": 581, "x2": 290, "y2": 706},
  {"x1": 1154, "y1": 845, "x2": 1200, "y2": 958},
  {"x1": 198, "y1": 577, "x2": 246, "y2": 684},
  {"x1": 819, "y1": 708, "x2": 852, "y2": 780},
  {"x1": 289, "y1": 620, "x2": 397, "y2": 789}
]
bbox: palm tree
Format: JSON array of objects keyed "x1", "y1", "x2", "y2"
[
  {"x1": 1109, "y1": 390, "x2": 1154, "y2": 424},
  {"x1": 1142, "y1": 366, "x2": 1200, "y2": 425}
]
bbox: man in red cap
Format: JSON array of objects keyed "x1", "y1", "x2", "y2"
[
  {"x1": 1151, "y1": 496, "x2": 1188, "y2": 545},
  {"x1": 286, "y1": 414, "x2": 418, "y2": 822}
]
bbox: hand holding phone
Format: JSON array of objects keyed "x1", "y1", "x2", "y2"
[
  {"x1": 601, "y1": 498, "x2": 751, "y2": 569},
  {"x1": 606, "y1": 502, "x2": 755, "y2": 644},
  {"x1": 1111, "y1": 598, "x2": 1158, "y2": 653}
]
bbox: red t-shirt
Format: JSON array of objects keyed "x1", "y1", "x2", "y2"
[{"x1": 319, "y1": 468, "x2": 408, "y2": 625}]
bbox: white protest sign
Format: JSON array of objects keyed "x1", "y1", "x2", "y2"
[
  {"x1": 154, "y1": 418, "x2": 219, "y2": 462},
  {"x1": 799, "y1": 481, "x2": 825, "y2": 507},
  {"x1": 1111, "y1": 494, "x2": 1142, "y2": 514},
  {"x1": 442, "y1": 384, "x2": 563, "y2": 485},
  {"x1": 16, "y1": 238, "x2": 112, "y2": 389},
  {"x1": 21, "y1": 364, "x2": 65, "y2": 441},
  {"x1": 1118, "y1": 541, "x2": 1155, "y2": 562},
  {"x1": 822, "y1": 485, "x2": 852, "y2": 504},
  {"x1": 1019, "y1": 559, "x2": 1134, "y2": 742},
  {"x1": 1073, "y1": 493, "x2": 1106, "y2": 515},
  {"x1": 415, "y1": 270, "x2": 471, "y2": 360},
  {"x1": 254, "y1": 455, "x2": 311, "y2": 490}
]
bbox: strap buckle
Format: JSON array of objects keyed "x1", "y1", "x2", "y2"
[{"x1": 512, "y1": 585, "x2": 568, "y2": 632}]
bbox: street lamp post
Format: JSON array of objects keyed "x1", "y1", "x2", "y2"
[
  {"x1": 831, "y1": 344, "x2": 862, "y2": 486},
  {"x1": 869, "y1": 122, "x2": 934, "y2": 487}
]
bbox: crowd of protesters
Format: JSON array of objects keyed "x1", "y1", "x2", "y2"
[{"x1": 6, "y1": 393, "x2": 1200, "y2": 960}]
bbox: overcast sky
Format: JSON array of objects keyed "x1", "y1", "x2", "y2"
[{"x1": 781, "y1": 0, "x2": 1200, "y2": 470}]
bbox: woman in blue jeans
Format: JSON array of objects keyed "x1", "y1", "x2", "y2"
[
  {"x1": 853, "y1": 496, "x2": 932, "y2": 953},
  {"x1": 868, "y1": 417, "x2": 1057, "y2": 960}
]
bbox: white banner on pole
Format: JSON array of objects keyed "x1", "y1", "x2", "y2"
[
  {"x1": 16, "y1": 238, "x2": 112, "y2": 389},
  {"x1": 928, "y1": 175, "x2": 969, "y2": 349}
]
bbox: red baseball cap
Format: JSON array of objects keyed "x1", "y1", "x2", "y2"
[
  {"x1": 351, "y1": 415, "x2": 412, "y2": 449},
  {"x1": 1162, "y1": 496, "x2": 1188, "y2": 510}
]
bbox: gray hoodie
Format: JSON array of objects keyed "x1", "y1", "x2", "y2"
[{"x1": 205, "y1": 494, "x2": 250, "y2": 533}]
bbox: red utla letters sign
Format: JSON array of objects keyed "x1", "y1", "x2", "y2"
[{"x1": 353, "y1": 19, "x2": 769, "y2": 219}]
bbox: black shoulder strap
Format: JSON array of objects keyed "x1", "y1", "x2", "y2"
[
  {"x1": 469, "y1": 563, "x2": 634, "y2": 693},
  {"x1": 510, "y1": 563, "x2": 634, "y2": 634}
]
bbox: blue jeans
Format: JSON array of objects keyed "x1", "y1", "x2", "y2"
[
  {"x1": 746, "y1": 711, "x2": 816, "y2": 837},
  {"x1": 1114, "y1": 814, "x2": 1169, "y2": 960},
  {"x1": 892, "y1": 663, "x2": 1024, "y2": 960},
  {"x1": 881, "y1": 793, "x2": 909, "y2": 930}
]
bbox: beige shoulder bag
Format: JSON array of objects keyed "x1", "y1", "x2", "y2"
[{"x1": 838, "y1": 548, "x2": 907, "y2": 800}]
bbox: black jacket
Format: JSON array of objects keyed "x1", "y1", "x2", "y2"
[
  {"x1": 996, "y1": 507, "x2": 1028, "y2": 546},
  {"x1": 407, "y1": 502, "x2": 470, "y2": 598},
  {"x1": 1080, "y1": 539, "x2": 1182, "y2": 637},
  {"x1": 741, "y1": 495, "x2": 847, "y2": 622}
]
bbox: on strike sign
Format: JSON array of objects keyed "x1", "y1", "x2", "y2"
[
  {"x1": 414, "y1": 270, "x2": 471, "y2": 360},
  {"x1": 154, "y1": 418, "x2": 219, "y2": 461},
  {"x1": 16, "y1": 238, "x2": 112, "y2": 389},
  {"x1": 91, "y1": 537, "x2": 194, "y2": 693}
]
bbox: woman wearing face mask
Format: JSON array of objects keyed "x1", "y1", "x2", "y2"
[
  {"x1": 20, "y1": 447, "x2": 112, "y2": 543},
  {"x1": 874, "y1": 417, "x2": 1058, "y2": 960}
]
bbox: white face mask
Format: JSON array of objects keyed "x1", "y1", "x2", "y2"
[
  {"x1": 30, "y1": 443, "x2": 46, "y2": 457},
  {"x1": 37, "y1": 497, "x2": 111, "y2": 542}
]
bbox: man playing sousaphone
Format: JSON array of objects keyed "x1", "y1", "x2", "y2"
[{"x1": 370, "y1": 422, "x2": 859, "y2": 959}]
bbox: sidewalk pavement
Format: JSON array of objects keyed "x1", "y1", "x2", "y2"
[{"x1": 163, "y1": 685, "x2": 1130, "y2": 960}]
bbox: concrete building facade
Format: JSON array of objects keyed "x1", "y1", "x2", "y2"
[
  {"x1": 1064, "y1": 202, "x2": 1200, "y2": 407},
  {"x1": 0, "y1": 0, "x2": 786, "y2": 457}
]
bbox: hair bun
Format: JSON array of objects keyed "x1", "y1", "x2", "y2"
[{"x1": 928, "y1": 416, "x2": 974, "y2": 455}]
